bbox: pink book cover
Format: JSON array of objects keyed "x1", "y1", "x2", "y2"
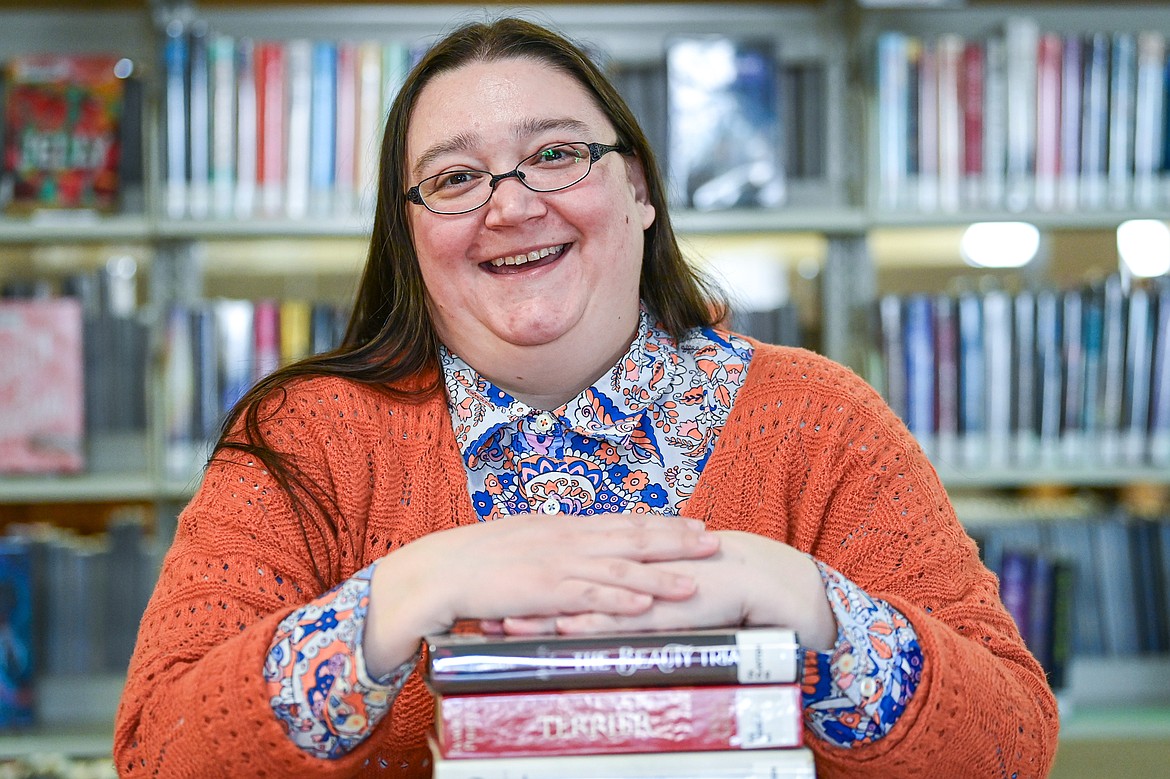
[
  {"x1": 0, "y1": 298, "x2": 85, "y2": 473},
  {"x1": 434, "y1": 684, "x2": 803, "y2": 759}
]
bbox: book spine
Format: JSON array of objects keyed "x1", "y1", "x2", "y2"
[
  {"x1": 917, "y1": 38, "x2": 939, "y2": 212},
  {"x1": 333, "y1": 41, "x2": 358, "y2": 216},
  {"x1": 936, "y1": 33, "x2": 964, "y2": 213},
  {"x1": 1060, "y1": 289, "x2": 1085, "y2": 463},
  {"x1": 429, "y1": 741, "x2": 816, "y2": 779},
  {"x1": 234, "y1": 37, "x2": 258, "y2": 219},
  {"x1": 1004, "y1": 16, "x2": 1039, "y2": 211},
  {"x1": 252, "y1": 298, "x2": 281, "y2": 383},
  {"x1": 903, "y1": 294, "x2": 936, "y2": 455},
  {"x1": 1133, "y1": 32, "x2": 1167, "y2": 208},
  {"x1": 0, "y1": 539, "x2": 36, "y2": 727},
  {"x1": 435, "y1": 684, "x2": 802, "y2": 758},
  {"x1": 1080, "y1": 33, "x2": 1110, "y2": 209},
  {"x1": 309, "y1": 40, "x2": 337, "y2": 216},
  {"x1": 876, "y1": 31, "x2": 909, "y2": 211},
  {"x1": 1150, "y1": 278, "x2": 1170, "y2": 465},
  {"x1": 1058, "y1": 33, "x2": 1083, "y2": 211},
  {"x1": 209, "y1": 33, "x2": 236, "y2": 219},
  {"x1": 1034, "y1": 33, "x2": 1062, "y2": 211},
  {"x1": 426, "y1": 628, "x2": 800, "y2": 693},
  {"x1": 257, "y1": 41, "x2": 286, "y2": 217},
  {"x1": 285, "y1": 39, "x2": 313, "y2": 219},
  {"x1": 187, "y1": 21, "x2": 211, "y2": 220},
  {"x1": 1108, "y1": 33, "x2": 1138, "y2": 210},
  {"x1": 356, "y1": 41, "x2": 383, "y2": 213},
  {"x1": 1123, "y1": 285, "x2": 1153, "y2": 464},
  {"x1": 982, "y1": 34, "x2": 1007, "y2": 209},
  {"x1": 163, "y1": 20, "x2": 189, "y2": 219},
  {"x1": 934, "y1": 293, "x2": 959, "y2": 466},
  {"x1": 983, "y1": 290, "x2": 1013, "y2": 467},
  {"x1": 1012, "y1": 290, "x2": 1039, "y2": 465},
  {"x1": 960, "y1": 39, "x2": 984, "y2": 207},
  {"x1": 958, "y1": 291, "x2": 986, "y2": 466}
]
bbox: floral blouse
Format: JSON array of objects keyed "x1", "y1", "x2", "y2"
[{"x1": 264, "y1": 312, "x2": 923, "y2": 757}]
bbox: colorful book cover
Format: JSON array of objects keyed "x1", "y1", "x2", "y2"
[
  {"x1": 666, "y1": 36, "x2": 784, "y2": 210},
  {"x1": 0, "y1": 539, "x2": 35, "y2": 728},
  {"x1": 433, "y1": 684, "x2": 802, "y2": 758},
  {"x1": 2, "y1": 54, "x2": 126, "y2": 213},
  {"x1": 425, "y1": 627, "x2": 800, "y2": 694},
  {"x1": 0, "y1": 298, "x2": 85, "y2": 474}
]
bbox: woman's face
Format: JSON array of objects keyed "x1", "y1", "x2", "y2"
[{"x1": 404, "y1": 57, "x2": 655, "y2": 380}]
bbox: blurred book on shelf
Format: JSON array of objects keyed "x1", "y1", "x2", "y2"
[
  {"x1": 0, "y1": 297, "x2": 85, "y2": 475},
  {"x1": 666, "y1": 36, "x2": 785, "y2": 211},
  {"x1": 1, "y1": 53, "x2": 141, "y2": 215}
]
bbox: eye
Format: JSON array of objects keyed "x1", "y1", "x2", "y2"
[
  {"x1": 529, "y1": 143, "x2": 585, "y2": 168},
  {"x1": 423, "y1": 169, "x2": 485, "y2": 194}
]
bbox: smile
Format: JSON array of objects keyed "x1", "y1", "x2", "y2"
[{"x1": 486, "y1": 243, "x2": 566, "y2": 268}]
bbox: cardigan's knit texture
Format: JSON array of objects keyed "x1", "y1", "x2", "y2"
[{"x1": 114, "y1": 345, "x2": 1058, "y2": 778}]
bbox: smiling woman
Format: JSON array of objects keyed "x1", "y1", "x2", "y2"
[{"x1": 114, "y1": 16, "x2": 1059, "y2": 779}]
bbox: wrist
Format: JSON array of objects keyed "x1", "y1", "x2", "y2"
[{"x1": 363, "y1": 546, "x2": 450, "y2": 678}]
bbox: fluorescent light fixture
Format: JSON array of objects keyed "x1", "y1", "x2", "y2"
[
  {"x1": 1117, "y1": 219, "x2": 1170, "y2": 278},
  {"x1": 959, "y1": 222, "x2": 1040, "y2": 268}
]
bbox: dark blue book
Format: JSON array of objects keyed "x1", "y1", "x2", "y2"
[
  {"x1": 957, "y1": 291, "x2": 986, "y2": 466},
  {"x1": 0, "y1": 538, "x2": 35, "y2": 728},
  {"x1": 903, "y1": 294, "x2": 935, "y2": 451},
  {"x1": 999, "y1": 549, "x2": 1035, "y2": 650}
]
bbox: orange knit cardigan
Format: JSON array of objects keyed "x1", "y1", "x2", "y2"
[{"x1": 114, "y1": 344, "x2": 1059, "y2": 778}]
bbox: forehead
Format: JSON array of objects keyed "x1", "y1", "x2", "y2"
[{"x1": 406, "y1": 57, "x2": 614, "y2": 169}]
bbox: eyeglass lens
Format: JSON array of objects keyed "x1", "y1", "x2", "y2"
[{"x1": 418, "y1": 142, "x2": 595, "y2": 214}]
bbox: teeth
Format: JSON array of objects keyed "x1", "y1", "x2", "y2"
[{"x1": 489, "y1": 244, "x2": 564, "y2": 268}]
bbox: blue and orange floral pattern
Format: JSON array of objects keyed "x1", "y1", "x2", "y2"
[
  {"x1": 264, "y1": 311, "x2": 923, "y2": 758},
  {"x1": 265, "y1": 562, "x2": 413, "y2": 757},
  {"x1": 803, "y1": 561, "x2": 923, "y2": 746},
  {"x1": 444, "y1": 310, "x2": 751, "y2": 519}
]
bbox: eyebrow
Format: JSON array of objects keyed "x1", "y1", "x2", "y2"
[{"x1": 411, "y1": 117, "x2": 595, "y2": 178}]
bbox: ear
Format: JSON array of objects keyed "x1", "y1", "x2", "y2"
[{"x1": 625, "y1": 155, "x2": 656, "y2": 230}]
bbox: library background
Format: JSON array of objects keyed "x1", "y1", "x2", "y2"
[{"x1": 1, "y1": 0, "x2": 1168, "y2": 775}]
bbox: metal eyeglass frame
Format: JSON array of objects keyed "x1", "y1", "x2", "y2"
[{"x1": 405, "y1": 141, "x2": 628, "y2": 215}]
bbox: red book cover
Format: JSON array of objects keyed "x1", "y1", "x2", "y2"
[
  {"x1": 2, "y1": 55, "x2": 125, "y2": 213},
  {"x1": 434, "y1": 684, "x2": 802, "y2": 758},
  {"x1": 0, "y1": 298, "x2": 85, "y2": 473},
  {"x1": 255, "y1": 41, "x2": 286, "y2": 215},
  {"x1": 960, "y1": 41, "x2": 984, "y2": 177}
]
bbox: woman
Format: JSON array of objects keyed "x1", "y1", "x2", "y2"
[{"x1": 115, "y1": 17, "x2": 1058, "y2": 778}]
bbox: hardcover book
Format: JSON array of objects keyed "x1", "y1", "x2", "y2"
[
  {"x1": 2, "y1": 54, "x2": 127, "y2": 214},
  {"x1": 0, "y1": 298, "x2": 85, "y2": 474},
  {"x1": 425, "y1": 627, "x2": 800, "y2": 694},
  {"x1": 0, "y1": 538, "x2": 35, "y2": 728},
  {"x1": 428, "y1": 736, "x2": 816, "y2": 779},
  {"x1": 666, "y1": 36, "x2": 784, "y2": 210},
  {"x1": 433, "y1": 683, "x2": 802, "y2": 758}
]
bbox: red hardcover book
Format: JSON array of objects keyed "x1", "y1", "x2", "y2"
[
  {"x1": 255, "y1": 41, "x2": 286, "y2": 216},
  {"x1": 0, "y1": 298, "x2": 85, "y2": 473},
  {"x1": 2, "y1": 54, "x2": 125, "y2": 213},
  {"x1": 434, "y1": 684, "x2": 802, "y2": 758},
  {"x1": 960, "y1": 41, "x2": 984, "y2": 180}
]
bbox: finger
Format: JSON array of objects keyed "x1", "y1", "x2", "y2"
[
  {"x1": 498, "y1": 616, "x2": 558, "y2": 635},
  {"x1": 551, "y1": 580, "x2": 654, "y2": 616},
  {"x1": 562, "y1": 523, "x2": 720, "y2": 563},
  {"x1": 563, "y1": 557, "x2": 698, "y2": 601}
]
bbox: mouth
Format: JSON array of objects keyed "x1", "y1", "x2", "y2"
[{"x1": 482, "y1": 243, "x2": 568, "y2": 273}]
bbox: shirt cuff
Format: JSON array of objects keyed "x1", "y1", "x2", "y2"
[
  {"x1": 264, "y1": 560, "x2": 418, "y2": 759},
  {"x1": 800, "y1": 558, "x2": 924, "y2": 747}
]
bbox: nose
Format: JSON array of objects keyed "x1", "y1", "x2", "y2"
[{"x1": 483, "y1": 171, "x2": 544, "y2": 226}]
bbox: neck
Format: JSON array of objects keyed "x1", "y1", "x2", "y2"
[{"x1": 458, "y1": 317, "x2": 638, "y2": 411}]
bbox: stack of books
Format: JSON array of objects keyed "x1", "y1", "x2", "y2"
[{"x1": 423, "y1": 626, "x2": 815, "y2": 779}]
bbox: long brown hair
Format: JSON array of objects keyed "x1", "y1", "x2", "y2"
[{"x1": 213, "y1": 18, "x2": 726, "y2": 580}]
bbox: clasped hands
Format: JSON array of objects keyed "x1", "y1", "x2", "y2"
[{"x1": 363, "y1": 512, "x2": 836, "y2": 678}]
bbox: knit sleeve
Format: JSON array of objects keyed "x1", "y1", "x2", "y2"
[
  {"x1": 705, "y1": 347, "x2": 1059, "y2": 779},
  {"x1": 112, "y1": 380, "x2": 413, "y2": 778},
  {"x1": 799, "y1": 356, "x2": 1057, "y2": 778}
]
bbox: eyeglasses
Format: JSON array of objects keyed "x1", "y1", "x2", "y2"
[{"x1": 406, "y1": 141, "x2": 628, "y2": 215}]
